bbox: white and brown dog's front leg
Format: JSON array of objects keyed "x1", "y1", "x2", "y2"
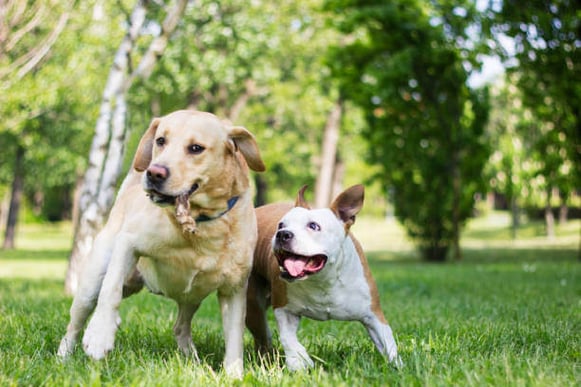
[
  {"x1": 361, "y1": 313, "x2": 402, "y2": 367},
  {"x1": 82, "y1": 241, "x2": 137, "y2": 359},
  {"x1": 174, "y1": 302, "x2": 200, "y2": 361},
  {"x1": 274, "y1": 308, "x2": 314, "y2": 371},
  {"x1": 218, "y1": 285, "x2": 247, "y2": 378}
]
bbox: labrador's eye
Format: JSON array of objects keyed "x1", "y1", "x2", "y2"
[
  {"x1": 188, "y1": 144, "x2": 205, "y2": 155},
  {"x1": 307, "y1": 222, "x2": 321, "y2": 231},
  {"x1": 155, "y1": 137, "x2": 165, "y2": 147}
]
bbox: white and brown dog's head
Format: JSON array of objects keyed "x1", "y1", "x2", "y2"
[
  {"x1": 273, "y1": 185, "x2": 364, "y2": 281},
  {"x1": 132, "y1": 110, "x2": 265, "y2": 207}
]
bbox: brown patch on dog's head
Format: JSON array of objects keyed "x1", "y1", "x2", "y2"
[
  {"x1": 329, "y1": 184, "x2": 364, "y2": 230},
  {"x1": 294, "y1": 185, "x2": 311, "y2": 209}
]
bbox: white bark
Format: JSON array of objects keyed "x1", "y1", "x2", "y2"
[
  {"x1": 65, "y1": 1, "x2": 148, "y2": 295},
  {"x1": 65, "y1": 0, "x2": 188, "y2": 295}
]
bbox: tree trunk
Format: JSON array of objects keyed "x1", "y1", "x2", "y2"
[
  {"x1": 254, "y1": 174, "x2": 267, "y2": 207},
  {"x1": 451, "y1": 148, "x2": 462, "y2": 261},
  {"x1": 0, "y1": 191, "x2": 9, "y2": 235},
  {"x1": 64, "y1": 1, "x2": 147, "y2": 296},
  {"x1": 544, "y1": 188, "x2": 555, "y2": 240},
  {"x1": 558, "y1": 190, "x2": 568, "y2": 225},
  {"x1": 65, "y1": 0, "x2": 188, "y2": 295},
  {"x1": 331, "y1": 154, "x2": 345, "y2": 200},
  {"x1": 421, "y1": 244, "x2": 448, "y2": 262},
  {"x1": 3, "y1": 145, "x2": 25, "y2": 250},
  {"x1": 315, "y1": 98, "x2": 343, "y2": 208},
  {"x1": 510, "y1": 195, "x2": 519, "y2": 240}
]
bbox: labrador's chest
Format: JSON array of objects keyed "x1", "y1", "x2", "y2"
[{"x1": 135, "y1": 223, "x2": 253, "y2": 303}]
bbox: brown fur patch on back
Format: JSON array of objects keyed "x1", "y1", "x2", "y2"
[{"x1": 351, "y1": 233, "x2": 387, "y2": 324}]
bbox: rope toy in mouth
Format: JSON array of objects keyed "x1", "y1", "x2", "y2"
[{"x1": 175, "y1": 193, "x2": 197, "y2": 233}]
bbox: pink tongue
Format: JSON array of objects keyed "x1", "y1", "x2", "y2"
[{"x1": 284, "y1": 259, "x2": 307, "y2": 277}]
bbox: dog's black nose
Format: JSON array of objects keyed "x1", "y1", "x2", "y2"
[
  {"x1": 146, "y1": 164, "x2": 169, "y2": 186},
  {"x1": 276, "y1": 230, "x2": 294, "y2": 243}
]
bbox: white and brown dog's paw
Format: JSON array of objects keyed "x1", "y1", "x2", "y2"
[
  {"x1": 285, "y1": 351, "x2": 314, "y2": 371},
  {"x1": 56, "y1": 336, "x2": 76, "y2": 358}
]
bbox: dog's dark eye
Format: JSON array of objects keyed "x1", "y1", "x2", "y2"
[
  {"x1": 277, "y1": 222, "x2": 284, "y2": 230},
  {"x1": 155, "y1": 137, "x2": 165, "y2": 147},
  {"x1": 307, "y1": 222, "x2": 321, "y2": 231},
  {"x1": 188, "y1": 144, "x2": 205, "y2": 155}
]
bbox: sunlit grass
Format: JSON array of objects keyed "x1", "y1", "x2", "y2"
[
  {"x1": 356, "y1": 211, "x2": 579, "y2": 257},
  {"x1": 0, "y1": 213, "x2": 579, "y2": 385},
  {"x1": 462, "y1": 211, "x2": 580, "y2": 248},
  {"x1": 0, "y1": 222, "x2": 71, "y2": 279},
  {"x1": 12, "y1": 221, "x2": 73, "y2": 251}
]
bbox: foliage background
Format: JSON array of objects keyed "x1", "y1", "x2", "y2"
[{"x1": 0, "y1": 0, "x2": 579, "y2": 257}]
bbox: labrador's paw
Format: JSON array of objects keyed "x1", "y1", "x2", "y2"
[{"x1": 82, "y1": 312, "x2": 119, "y2": 360}]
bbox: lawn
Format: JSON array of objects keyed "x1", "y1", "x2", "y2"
[{"x1": 0, "y1": 215, "x2": 579, "y2": 386}]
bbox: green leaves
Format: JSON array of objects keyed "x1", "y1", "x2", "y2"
[
  {"x1": 327, "y1": 0, "x2": 491, "y2": 260},
  {"x1": 487, "y1": 0, "x2": 579, "y2": 212}
]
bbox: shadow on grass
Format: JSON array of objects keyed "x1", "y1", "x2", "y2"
[
  {"x1": 0, "y1": 249, "x2": 70, "y2": 261},
  {"x1": 463, "y1": 224, "x2": 548, "y2": 240},
  {"x1": 367, "y1": 246, "x2": 579, "y2": 265}
]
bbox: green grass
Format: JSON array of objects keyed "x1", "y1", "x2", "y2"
[{"x1": 0, "y1": 216, "x2": 579, "y2": 386}]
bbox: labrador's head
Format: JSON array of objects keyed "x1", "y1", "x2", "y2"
[{"x1": 132, "y1": 110, "x2": 265, "y2": 206}]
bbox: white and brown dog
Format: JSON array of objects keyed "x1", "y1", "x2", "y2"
[
  {"x1": 246, "y1": 185, "x2": 400, "y2": 371},
  {"x1": 58, "y1": 110, "x2": 265, "y2": 377}
]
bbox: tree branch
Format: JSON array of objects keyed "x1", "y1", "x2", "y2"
[
  {"x1": 5, "y1": 3, "x2": 46, "y2": 52},
  {"x1": 129, "y1": 0, "x2": 188, "y2": 83},
  {"x1": 16, "y1": 8, "x2": 70, "y2": 78},
  {"x1": 0, "y1": 1, "x2": 73, "y2": 84}
]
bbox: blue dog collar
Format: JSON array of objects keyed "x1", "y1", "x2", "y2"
[{"x1": 195, "y1": 196, "x2": 240, "y2": 222}]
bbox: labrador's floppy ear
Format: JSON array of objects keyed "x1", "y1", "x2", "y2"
[
  {"x1": 294, "y1": 185, "x2": 311, "y2": 209},
  {"x1": 133, "y1": 118, "x2": 160, "y2": 172},
  {"x1": 227, "y1": 125, "x2": 266, "y2": 172},
  {"x1": 330, "y1": 184, "x2": 364, "y2": 229}
]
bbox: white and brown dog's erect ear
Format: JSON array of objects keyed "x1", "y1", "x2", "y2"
[
  {"x1": 330, "y1": 184, "x2": 364, "y2": 228},
  {"x1": 132, "y1": 118, "x2": 160, "y2": 172},
  {"x1": 294, "y1": 185, "x2": 311, "y2": 209},
  {"x1": 228, "y1": 126, "x2": 266, "y2": 172}
]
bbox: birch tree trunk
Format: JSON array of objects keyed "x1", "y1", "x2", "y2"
[
  {"x1": 314, "y1": 98, "x2": 343, "y2": 208},
  {"x1": 65, "y1": 0, "x2": 188, "y2": 295}
]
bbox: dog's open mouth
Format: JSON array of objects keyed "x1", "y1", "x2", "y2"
[
  {"x1": 146, "y1": 183, "x2": 199, "y2": 206},
  {"x1": 275, "y1": 250, "x2": 328, "y2": 281}
]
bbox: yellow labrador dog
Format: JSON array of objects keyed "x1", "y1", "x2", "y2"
[{"x1": 58, "y1": 110, "x2": 265, "y2": 377}]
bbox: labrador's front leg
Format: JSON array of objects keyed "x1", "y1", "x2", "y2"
[
  {"x1": 218, "y1": 285, "x2": 247, "y2": 379},
  {"x1": 174, "y1": 302, "x2": 200, "y2": 360},
  {"x1": 82, "y1": 242, "x2": 137, "y2": 360},
  {"x1": 58, "y1": 234, "x2": 113, "y2": 358}
]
